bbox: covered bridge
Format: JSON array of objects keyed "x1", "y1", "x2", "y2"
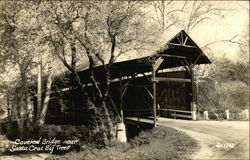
[{"x1": 47, "y1": 30, "x2": 211, "y2": 127}]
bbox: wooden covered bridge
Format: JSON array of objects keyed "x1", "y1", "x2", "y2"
[{"x1": 46, "y1": 30, "x2": 211, "y2": 127}]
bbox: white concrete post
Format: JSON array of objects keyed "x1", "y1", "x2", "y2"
[
  {"x1": 116, "y1": 122, "x2": 127, "y2": 143},
  {"x1": 203, "y1": 111, "x2": 209, "y2": 120},
  {"x1": 225, "y1": 109, "x2": 230, "y2": 120},
  {"x1": 191, "y1": 102, "x2": 197, "y2": 120},
  {"x1": 242, "y1": 109, "x2": 249, "y2": 120}
]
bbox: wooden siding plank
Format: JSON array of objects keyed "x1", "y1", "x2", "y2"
[
  {"x1": 158, "y1": 108, "x2": 192, "y2": 113},
  {"x1": 171, "y1": 113, "x2": 192, "y2": 119},
  {"x1": 155, "y1": 77, "x2": 191, "y2": 83}
]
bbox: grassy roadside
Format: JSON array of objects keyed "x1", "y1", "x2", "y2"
[{"x1": 45, "y1": 126, "x2": 199, "y2": 160}]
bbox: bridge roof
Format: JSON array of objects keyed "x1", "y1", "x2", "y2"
[{"x1": 76, "y1": 30, "x2": 211, "y2": 83}]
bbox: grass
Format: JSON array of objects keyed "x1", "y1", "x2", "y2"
[{"x1": 45, "y1": 126, "x2": 199, "y2": 160}]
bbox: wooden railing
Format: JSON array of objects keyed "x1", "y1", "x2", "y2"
[
  {"x1": 124, "y1": 109, "x2": 156, "y2": 125},
  {"x1": 124, "y1": 109, "x2": 154, "y2": 122},
  {"x1": 158, "y1": 108, "x2": 192, "y2": 119},
  {"x1": 124, "y1": 108, "x2": 192, "y2": 119}
]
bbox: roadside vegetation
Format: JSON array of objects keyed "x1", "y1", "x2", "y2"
[
  {"x1": 45, "y1": 126, "x2": 198, "y2": 160},
  {"x1": 196, "y1": 57, "x2": 249, "y2": 120}
]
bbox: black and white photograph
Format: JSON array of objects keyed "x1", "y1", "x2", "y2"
[{"x1": 0, "y1": 1, "x2": 249, "y2": 160}]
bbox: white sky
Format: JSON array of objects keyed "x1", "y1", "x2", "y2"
[
  {"x1": 188, "y1": 1, "x2": 249, "y2": 61},
  {"x1": 118, "y1": 1, "x2": 249, "y2": 62}
]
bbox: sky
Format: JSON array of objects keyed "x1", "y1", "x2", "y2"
[
  {"x1": 117, "y1": 1, "x2": 249, "y2": 62},
  {"x1": 188, "y1": 1, "x2": 249, "y2": 61}
]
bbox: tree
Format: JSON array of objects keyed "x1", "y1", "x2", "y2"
[
  {"x1": 0, "y1": 1, "x2": 57, "y2": 136},
  {"x1": 0, "y1": 1, "x2": 35, "y2": 137},
  {"x1": 196, "y1": 54, "x2": 249, "y2": 119},
  {"x1": 150, "y1": 0, "x2": 227, "y2": 34},
  {"x1": 38, "y1": 1, "x2": 159, "y2": 145},
  {"x1": 151, "y1": 0, "x2": 188, "y2": 33}
]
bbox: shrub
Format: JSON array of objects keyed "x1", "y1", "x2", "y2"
[
  {"x1": 0, "y1": 135, "x2": 13, "y2": 154},
  {"x1": 38, "y1": 125, "x2": 88, "y2": 154},
  {"x1": 129, "y1": 131, "x2": 150, "y2": 147},
  {"x1": 39, "y1": 125, "x2": 62, "y2": 138},
  {"x1": 4, "y1": 121, "x2": 20, "y2": 140},
  {"x1": 38, "y1": 125, "x2": 89, "y2": 141},
  {"x1": 108, "y1": 139, "x2": 127, "y2": 148}
]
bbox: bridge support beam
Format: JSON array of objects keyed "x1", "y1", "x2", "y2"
[{"x1": 152, "y1": 69, "x2": 157, "y2": 127}]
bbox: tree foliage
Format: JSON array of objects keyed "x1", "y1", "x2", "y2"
[{"x1": 197, "y1": 54, "x2": 249, "y2": 119}]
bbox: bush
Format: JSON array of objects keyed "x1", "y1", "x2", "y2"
[
  {"x1": 198, "y1": 79, "x2": 249, "y2": 121},
  {"x1": 0, "y1": 135, "x2": 13, "y2": 154},
  {"x1": 129, "y1": 131, "x2": 150, "y2": 147},
  {"x1": 108, "y1": 139, "x2": 127, "y2": 149},
  {"x1": 38, "y1": 125, "x2": 89, "y2": 142},
  {"x1": 4, "y1": 121, "x2": 20, "y2": 140},
  {"x1": 38, "y1": 125, "x2": 88, "y2": 154},
  {"x1": 229, "y1": 112, "x2": 245, "y2": 120},
  {"x1": 208, "y1": 111, "x2": 224, "y2": 120}
]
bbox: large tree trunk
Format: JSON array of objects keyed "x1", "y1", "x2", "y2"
[
  {"x1": 12, "y1": 88, "x2": 26, "y2": 139},
  {"x1": 37, "y1": 62, "x2": 42, "y2": 121},
  {"x1": 37, "y1": 73, "x2": 53, "y2": 126},
  {"x1": 101, "y1": 101, "x2": 115, "y2": 139},
  {"x1": 17, "y1": 70, "x2": 29, "y2": 139}
]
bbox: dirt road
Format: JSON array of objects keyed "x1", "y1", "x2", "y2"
[{"x1": 157, "y1": 118, "x2": 249, "y2": 160}]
